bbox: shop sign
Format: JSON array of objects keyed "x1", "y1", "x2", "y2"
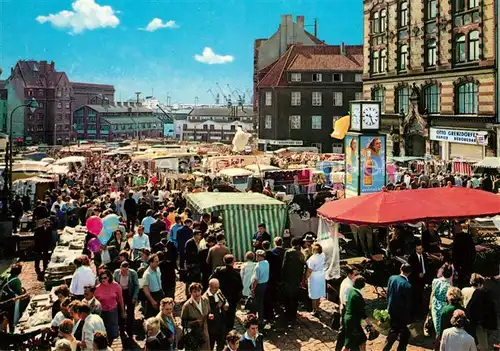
[{"x1": 430, "y1": 128, "x2": 488, "y2": 146}]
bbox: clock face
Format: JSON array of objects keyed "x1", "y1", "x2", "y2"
[
  {"x1": 362, "y1": 103, "x2": 380, "y2": 130},
  {"x1": 350, "y1": 103, "x2": 361, "y2": 131}
]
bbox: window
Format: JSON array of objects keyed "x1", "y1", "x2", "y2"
[
  {"x1": 355, "y1": 92, "x2": 363, "y2": 100},
  {"x1": 469, "y1": 31, "x2": 480, "y2": 61},
  {"x1": 423, "y1": 84, "x2": 440, "y2": 114},
  {"x1": 333, "y1": 92, "x2": 343, "y2": 106},
  {"x1": 468, "y1": 0, "x2": 479, "y2": 9},
  {"x1": 333, "y1": 73, "x2": 343, "y2": 82},
  {"x1": 289, "y1": 115, "x2": 301, "y2": 129},
  {"x1": 372, "y1": 88, "x2": 385, "y2": 112},
  {"x1": 38, "y1": 89, "x2": 44, "y2": 97},
  {"x1": 457, "y1": 82, "x2": 478, "y2": 114},
  {"x1": 380, "y1": 9, "x2": 387, "y2": 32},
  {"x1": 291, "y1": 73, "x2": 301, "y2": 82},
  {"x1": 264, "y1": 115, "x2": 272, "y2": 129},
  {"x1": 65, "y1": 103, "x2": 70, "y2": 109},
  {"x1": 455, "y1": 35, "x2": 466, "y2": 63},
  {"x1": 355, "y1": 74, "x2": 363, "y2": 82},
  {"x1": 57, "y1": 102, "x2": 62, "y2": 109},
  {"x1": 380, "y1": 49, "x2": 387, "y2": 72},
  {"x1": 372, "y1": 12, "x2": 380, "y2": 33},
  {"x1": 427, "y1": 40, "x2": 437, "y2": 66},
  {"x1": 209, "y1": 125, "x2": 215, "y2": 130},
  {"x1": 311, "y1": 116, "x2": 322, "y2": 129},
  {"x1": 28, "y1": 90, "x2": 33, "y2": 96},
  {"x1": 312, "y1": 92, "x2": 322, "y2": 106},
  {"x1": 398, "y1": 45, "x2": 408, "y2": 71},
  {"x1": 399, "y1": 1, "x2": 409, "y2": 27},
  {"x1": 291, "y1": 92, "x2": 301, "y2": 106},
  {"x1": 265, "y1": 92, "x2": 272, "y2": 106},
  {"x1": 57, "y1": 113, "x2": 62, "y2": 120},
  {"x1": 372, "y1": 51, "x2": 379, "y2": 74},
  {"x1": 57, "y1": 90, "x2": 62, "y2": 97},
  {"x1": 312, "y1": 73, "x2": 322, "y2": 82},
  {"x1": 65, "y1": 113, "x2": 70, "y2": 119},
  {"x1": 396, "y1": 87, "x2": 410, "y2": 114},
  {"x1": 427, "y1": 0, "x2": 437, "y2": 20},
  {"x1": 39, "y1": 102, "x2": 44, "y2": 108}
]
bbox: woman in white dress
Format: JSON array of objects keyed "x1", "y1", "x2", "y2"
[{"x1": 306, "y1": 243, "x2": 326, "y2": 316}]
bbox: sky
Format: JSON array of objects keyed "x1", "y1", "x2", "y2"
[{"x1": 0, "y1": 0, "x2": 363, "y2": 104}]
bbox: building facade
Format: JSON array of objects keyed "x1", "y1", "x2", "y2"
[
  {"x1": 73, "y1": 102, "x2": 162, "y2": 141},
  {"x1": 183, "y1": 106, "x2": 255, "y2": 143},
  {"x1": 72, "y1": 82, "x2": 115, "y2": 109},
  {"x1": 254, "y1": 15, "x2": 363, "y2": 152},
  {"x1": 0, "y1": 80, "x2": 7, "y2": 133},
  {"x1": 363, "y1": 0, "x2": 496, "y2": 161},
  {"x1": 4, "y1": 60, "x2": 115, "y2": 145}
]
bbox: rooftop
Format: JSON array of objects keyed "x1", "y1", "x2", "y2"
[
  {"x1": 258, "y1": 44, "x2": 363, "y2": 88},
  {"x1": 84, "y1": 103, "x2": 153, "y2": 114}
]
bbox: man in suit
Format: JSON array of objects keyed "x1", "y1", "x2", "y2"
[
  {"x1": 281, "y1": 237, "x2": 305, "y2": 325},
  {"x1": 383, "y1": 263, "x2": 412, "y2": 351},
  {"x1": 149, "y1": 213, "x2": 167, "y2": 250},
  {"x1": 124, "y1": 192, "x2": 137, "y2": 232},
  {"x1": 407, "y1": 241, "x2": 429, "y2": 320}
]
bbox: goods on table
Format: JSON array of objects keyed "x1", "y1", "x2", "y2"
[
  {"x1": 16, "y1": 294, "x2": 52, "y2": 333},
  {"x1": 45, "y1": 226, "x2": 87, "y2": 288}
]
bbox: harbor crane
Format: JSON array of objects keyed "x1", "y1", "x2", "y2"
[
  {"x1": 227, "y1": 84, "x2": 245, "y2": 106},
  {"x1": 216, "y1": 82, "x2": 232, "y2": 107},
  {"x1": 207, "y1": 89, "x2": 220, "y2": 105}
]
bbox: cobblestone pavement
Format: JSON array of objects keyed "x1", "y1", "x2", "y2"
[{"x1": 19, "y1": 261, "x2": 435, "y2": 350}]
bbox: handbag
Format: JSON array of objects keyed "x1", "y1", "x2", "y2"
[
  {"x1": 423, "y1": 312, "x2": 434, "y2": 337},
  {"x1": 178, "y1": 321, "x2": 203, "y2": 350},
  {"x1": 244, "y1": 296, "x2": 255, "y2": 312},
  {"x1": 330, "y1": 310, "x2": 341, "y2": 330}
]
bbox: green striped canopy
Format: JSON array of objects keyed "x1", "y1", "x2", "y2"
[{"x1": 185, "y1": 192, "x2": 287, "y2": 261}]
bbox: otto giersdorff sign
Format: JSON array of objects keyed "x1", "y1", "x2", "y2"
[{"x1": 430, "y1": 128, "x2": 488, "y2": 146}]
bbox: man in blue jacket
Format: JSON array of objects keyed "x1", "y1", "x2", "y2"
[{"x1": 383, "y1": 263, "x2": 412, "y2": 351}]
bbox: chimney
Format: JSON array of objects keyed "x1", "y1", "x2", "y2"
[
  {"x1": 340, "y1": 42, "x2": 346, "y2": 55},
  {"x1": 297, "y1": 16, "x2": 304, "y2": 29},
  {"x1": 50, "y1": 61, "x2": 55, "y2": 70}
]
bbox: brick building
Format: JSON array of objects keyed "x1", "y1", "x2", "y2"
[
  {"x1": 254, "y1": 15, "x2": 363, "y2": 152},
  {"x1": 73, "y1": 102, "x2": 162, "y2": 141},
  {"x1": 4, "y1": 60, "x2": 115, "y2": 145},
  {"x1": 363, "y1": 0, "x2": 497, "y2": 160}
]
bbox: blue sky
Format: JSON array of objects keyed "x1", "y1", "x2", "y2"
[{"x1": 0, "y1": 0, "x2": 363, "y2": 104}]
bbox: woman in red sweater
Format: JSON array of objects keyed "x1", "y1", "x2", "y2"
[{"x1": 94, "y1": 269, "x2": 125, "y2": 345}]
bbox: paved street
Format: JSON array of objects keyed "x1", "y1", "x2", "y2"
[{"x1": 18, "y1": 261, "x2": 435, "y2": 350}]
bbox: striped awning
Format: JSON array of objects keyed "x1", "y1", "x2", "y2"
[{"x1": 186, "y1": 192, "x2": 287, "y2": 260}]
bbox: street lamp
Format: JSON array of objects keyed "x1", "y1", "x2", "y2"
[{"x1": 2, "y1": 97, "x2": 38, "y2": 217}]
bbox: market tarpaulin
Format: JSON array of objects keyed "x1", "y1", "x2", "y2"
[
  {"x1": 186, "y1": 192, "x2": 287, "y2": 260},
  {"x1": 318, "y1": 187, "x2": 500, "y2": 226}
]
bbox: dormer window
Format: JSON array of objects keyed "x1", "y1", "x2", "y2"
[
  {"x1": 291, "y1": 73, "x2": 301, "y2": 82},
  {"x1": 312, "y1": 73, "x2": 322, "y2": 82}
]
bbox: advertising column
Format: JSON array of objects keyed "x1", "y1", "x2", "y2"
[
  {"x1": 345, "y1": 134, "x2": 359, "y2": 198},
  {"x1": 360, "y1": 135, "x2": 386, "y2": 194}
]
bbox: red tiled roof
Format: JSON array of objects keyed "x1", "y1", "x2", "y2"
[{"x1": 257, "y1": 45, "x2": 363, "y2": 88}]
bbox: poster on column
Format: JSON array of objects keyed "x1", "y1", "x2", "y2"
[
  {"x1": 360, "y1": 135, "x2": 386, "y2": 194},
  {"x1": 344, "y1": 135, "x2": 359, "y2": 198}
]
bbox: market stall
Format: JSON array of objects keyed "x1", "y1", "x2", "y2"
[
  {"x1": 185, "y1": 192, "x2": 287, "y2": 260},
  {"x1": 13, "y1": 176, "x2": 56, "y2": 202},
  {"x1": 317, "y1": 187, "x2": 500, "y2": 286}
]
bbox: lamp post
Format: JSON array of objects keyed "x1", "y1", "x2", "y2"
[{"x1": 2, "y1": 98, "x2": 38, "y2": 216}]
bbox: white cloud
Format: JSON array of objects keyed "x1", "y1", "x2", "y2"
[
  {"x1": 140, "y1": 18, "x2": 179, "y2": 32},
  {"x1": 36, "y1": 0, "x2": 119, "y2": 34},
  {"x1": 194, "y1": 47, "x2": 234, "y2": 65}
]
